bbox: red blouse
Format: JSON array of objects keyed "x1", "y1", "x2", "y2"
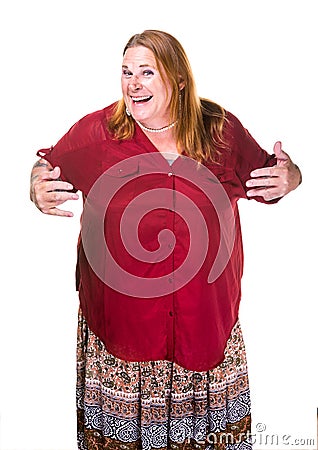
[{"x1": 38, "y1": 103, "x2": 278, "y2": 371}]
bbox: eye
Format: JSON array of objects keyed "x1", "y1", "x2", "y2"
[
  {"x1": 143, "y1": 69, "x2": 154, "y2": 76},
  {"x1": 122, "y1": 69, "x2": 133, "y2": 78}
]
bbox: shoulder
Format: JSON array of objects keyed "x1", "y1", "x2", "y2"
[
  {"x1": 223, "y1": 110, "x2": 247, "y2": 139},
  {"x1": 222, "y1": 110, "x2": 276, "y2": 170},
  {"x1": 55, "y1": 102, "x2": 117, "y2": 152},
  {"x1": 200, "y1": 100, "x2": 247, "y2": 145},
  {"x1": 222, "y1": 110, "x2": 262, "y2": 153}
]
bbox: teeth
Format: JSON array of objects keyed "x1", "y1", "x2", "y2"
[{"x1": 131, "y1": 96, "x2": 152, "y2": 102}]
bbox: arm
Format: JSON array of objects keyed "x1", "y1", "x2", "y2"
[
  {"x1": 30, "y1": 107, "x2": 109, "y2": 216},
  {"x1": 245, "y1": 141, "x2": 302, "y2": 201},
  {"x1": 30, "y1": 158, "x2": 79, "y2": 217}
]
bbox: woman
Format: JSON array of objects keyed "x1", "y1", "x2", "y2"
[{"x1": 30, "y1": 30, "x2": 301, "y2": 450}]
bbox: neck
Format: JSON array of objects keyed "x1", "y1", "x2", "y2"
[
  {"x1": 135, "y1": 119, "x2": 178, "y2": 134},
  {"x1": 138, "y1": 125, "x2": 181, "y2": 155}
]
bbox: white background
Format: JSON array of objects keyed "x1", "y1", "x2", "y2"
[{"x1": 0, "y1": 0, "x2": 317, "y2": 449}]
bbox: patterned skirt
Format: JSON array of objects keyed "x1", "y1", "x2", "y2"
[{"x1": 76, "y1": 309, "x2": 252, "y2": 450}]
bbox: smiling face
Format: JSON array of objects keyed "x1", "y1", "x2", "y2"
[{"x1": 121, "y1": 46, "x2": 173, "y2": 129}]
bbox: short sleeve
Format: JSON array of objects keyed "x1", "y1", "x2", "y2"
[
  {"x1": 35, "y1": 108, "x2": 108, "y2": 192},
  {"x1": 36, "y1": 145, "x2": 70, "y2": 182},
  {"x1": 225, "y1": 112, "x2": 279, "y2": 203}
]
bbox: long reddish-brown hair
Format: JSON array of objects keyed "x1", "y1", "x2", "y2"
[{"x1": 108, "y1": 30, "x2": 226, "y2": 163}]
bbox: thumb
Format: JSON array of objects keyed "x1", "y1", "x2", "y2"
[
  {"x1": 49, "y1": 166, "x2": 62, "y2": 179},
  {"x1": 274, "y1": 141, "x2": 289, "y2": 166}
]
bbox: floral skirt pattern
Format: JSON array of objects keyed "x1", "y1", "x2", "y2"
[{"x1": 76, "y1": 309, "x2": 252, "y2": 450}]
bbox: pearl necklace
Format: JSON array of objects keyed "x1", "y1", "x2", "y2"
[{"x1": 135, "y1": 119, "x2": 178, "y2": 133}]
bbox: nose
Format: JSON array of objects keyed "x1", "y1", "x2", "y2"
[{"x1": 129, "y1": 75, "x2": 142, "y2": 91}]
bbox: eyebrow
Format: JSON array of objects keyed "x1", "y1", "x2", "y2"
[{"x1": 122, "y1": 64, "x2": 156, "y2": 69}]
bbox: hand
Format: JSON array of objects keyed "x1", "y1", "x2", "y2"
[
  {"x1": 246, "y1": 141, "x2": 302, "y2": 201},
  {"x1": 30, "y1": 159, "x2": 79, "y2": 217}
]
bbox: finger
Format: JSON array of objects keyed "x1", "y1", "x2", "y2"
[
  {"x1": 246, "y1": 187, "x2": 281, "y2": 201},
  {"x1": 47, "y1": 180, "x2": 76, "y2": 192},
  {"x1": 44, "y1": 191, "x2": 79, "y2": 204},
  {"x1": 249, "y1": 166, "x2": 277, "y2": 178},
  {"x1": 42, "y1": 206, "x2": 75, "y2": 217},
  {"x1": 273, "y1": 140, "x2": 290, "y2": 167},
  {"x1": 36, "y1": 166, "x2": 62, "y2": 181},
  {"x1": 35, "y1": 180, "x2": 74, "y2": 192},
  {"x1": 249, "y1": 165, "x2": 288, "y2": 179},
  {"x1": 273, "y1": 141, "x2": 283, "y2": 157},
  {"x1": 50, "y1": 166, "x2": 61, "y2": 179},
  {"x1": 36, "y1": 192, "x2": 79, "y2": 212},
  {"x1": 34, "y1": 181, "x2": 74, "y2": 198},
  {"x1": 246, "y1": 176, "x2": 278, "y2": 188}
]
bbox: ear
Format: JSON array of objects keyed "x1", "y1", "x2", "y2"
[{"x1": 178, "y1": 75, "x2": 185, "y2": 91}]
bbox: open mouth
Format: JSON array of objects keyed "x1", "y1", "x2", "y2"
[{"x1": 131, "y1": 95, "x2": 153, "y2": 104}]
